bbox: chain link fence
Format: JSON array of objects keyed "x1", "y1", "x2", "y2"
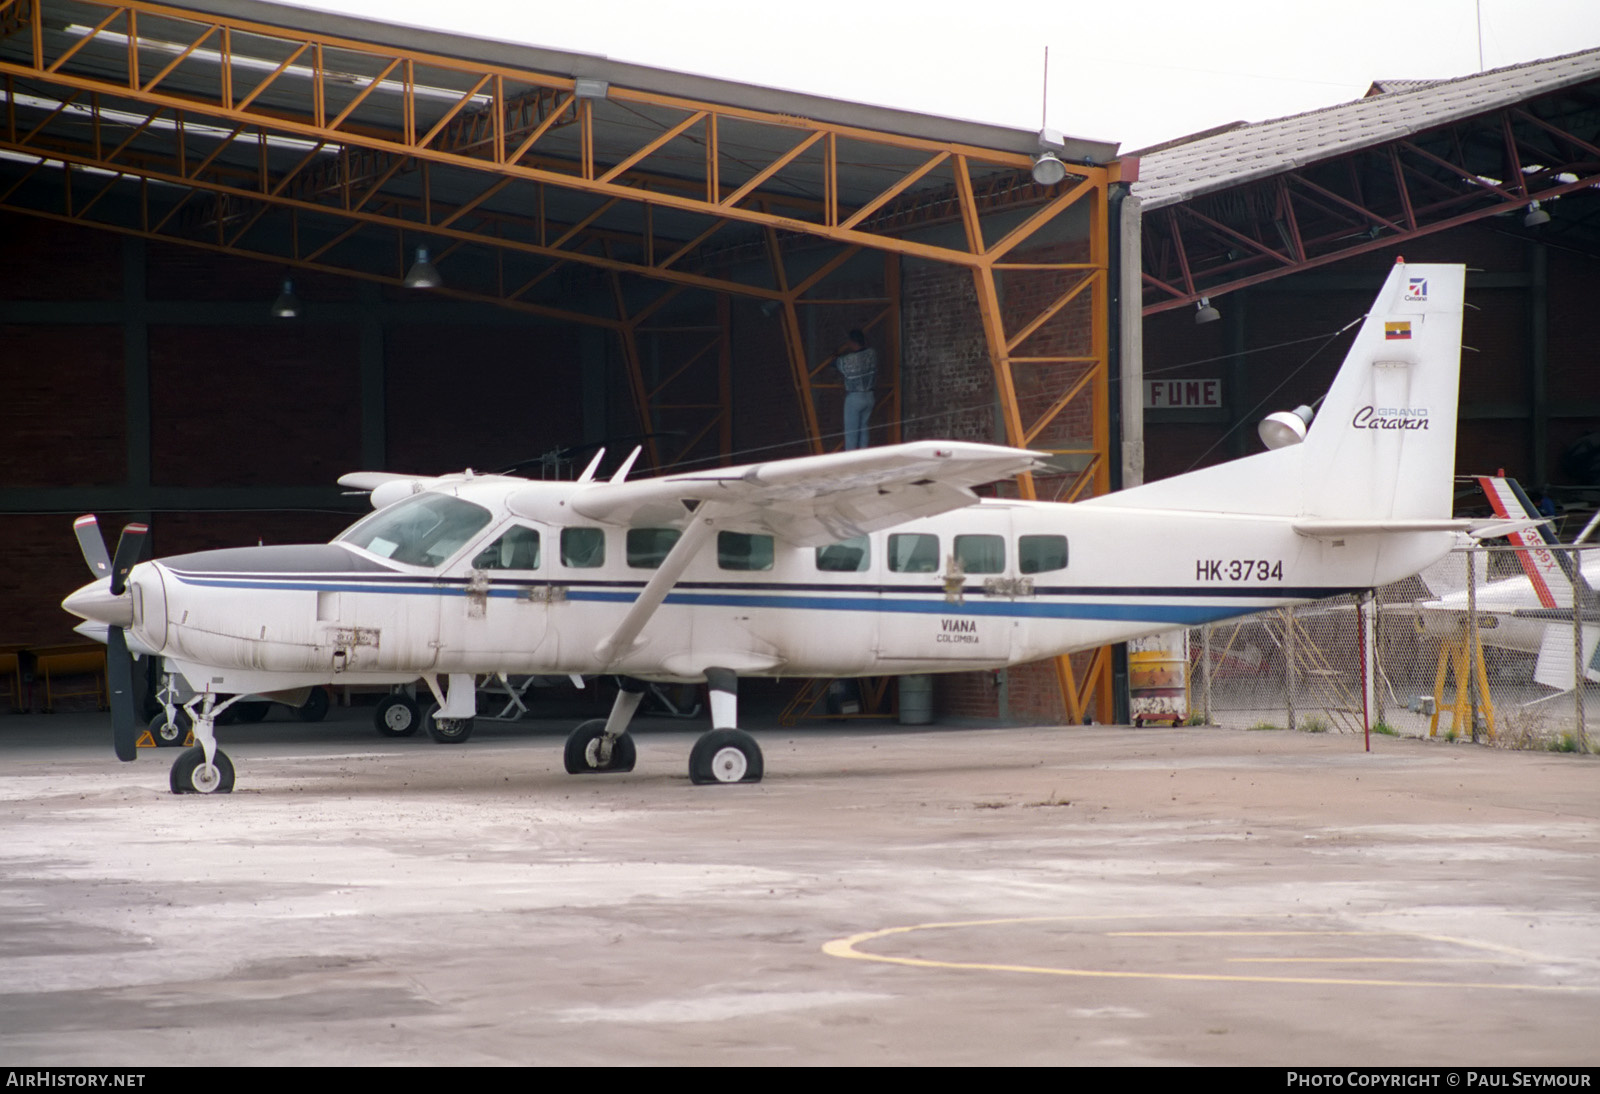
[{"x1": 1179, "y1": 544, "x2": 1597, "y2": 750}]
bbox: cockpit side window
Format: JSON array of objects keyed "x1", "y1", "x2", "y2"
[
  {"x1": 471, "y1": 525, "x2": 541, "y2": 571},
  {"x1": 337, "y1": 493, "x2": 493, "y2": 568}
]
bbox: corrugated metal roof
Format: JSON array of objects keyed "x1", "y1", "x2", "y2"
[
  {"x1": 193, "y1": 0, "x2": 1120, "y2": 164},
  {"x1": 1132, "y1": 47, "x2": 1600, "y2": 210},
  {"x1": 1364, "y1": 78, "x2": 1442, "y2": 97}
]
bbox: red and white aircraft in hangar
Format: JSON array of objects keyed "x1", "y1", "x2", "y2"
[{"x1": 64, "y1": 260, "x2": 1520, "y2": 794}]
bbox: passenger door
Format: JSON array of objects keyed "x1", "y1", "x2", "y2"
[{"x1": 440, "y1": 522, "x2": 551, "y2": 670}]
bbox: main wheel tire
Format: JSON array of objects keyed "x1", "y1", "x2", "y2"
[
  {"x1": 296, "y1": 686, "x2": 330, "y2": 723},
  {"x1": 373, "y1": 694, "x2": 421, "y2": 738},
  {"x1": 149, "y1": 709, "x2": 191, "y2": 748},
  {"x1": 422, "y1": 703, "x2": 474, "y2": 744},
  {"x1": 563, "y1": 718, "x2": 637, "y2": 774},
  {"x1": 688, "y1": 728, "x2": 763, "y2": 785},
  {"x1": 169, "y1": 746, "x2": 235, "y2": 795}
]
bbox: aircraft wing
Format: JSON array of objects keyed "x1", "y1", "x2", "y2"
[{"x1": 557, "y1": 441, "x2": 1043, "y2": 546}]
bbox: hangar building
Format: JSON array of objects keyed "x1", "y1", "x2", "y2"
[
  {"x1": 0, "y1": 0, "x2": 1130, "y2": 724},
  {"x1": 4, "y1": 2, "x2": 1598, "y2": 725}
]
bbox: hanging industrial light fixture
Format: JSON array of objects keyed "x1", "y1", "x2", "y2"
[
  {"x1": 404, "y1": 246, "x2": 443, "y2": 289},
  {"x1": 270, "y1": 278, "x2": 300, "y2": 319},
  {"x1": 1194, "y1": 296, "x2": 1220, "y2": 325},
  {"x1": 1523, "y1": 201, "x2": 1550, "y2": 227},
  {"x1": 1030, "y1": 151, "x2": 1067, "y2": 186}
]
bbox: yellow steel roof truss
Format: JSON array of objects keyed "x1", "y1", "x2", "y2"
[{"x1": 0, "y1": 0, "x2": 1118, "y2": 720}]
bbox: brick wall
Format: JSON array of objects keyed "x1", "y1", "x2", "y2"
[
  {"x1": 4, "y1": 325, "x2": 126, "y2": 486},
  {"x1": 901, "y1": 258, "x2": 994, "y2": 443},
  {"x1": 148, "y1": 324, "x2": 363, "y2": 486}
]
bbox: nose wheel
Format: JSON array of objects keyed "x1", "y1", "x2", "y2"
[
  {"x1": 170, "y1": 745, "x2": 235, "y2": 794},
  {"x1": 168, "y1": 695, "x2": 235, "y2": 793}
]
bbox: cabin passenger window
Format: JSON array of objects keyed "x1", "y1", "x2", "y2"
[
  {"x1": 560, "y1": 527, "x2": 605, "y2": 568},
  {"x1": 718, "y1": 531, "x2": 774, "y2": 572},
  {"x1": 815, "y1": 536, "x2": 870, "y2": 573},
  {"x1": 627, "y1": 527, "x2": 682, "y2": 569},
  {"x1": 472, "y1": 526, "x2": 541, "y2": 571},
  {"x1": 887, "y1": 533, "x2": 939, "y2": 574},
  {"x1": 954, "y1": 534, "x2": 1005, "y2": 574},
  {"x1": 1019, "y1": 534, "x2": 1068, "y2": 574}
]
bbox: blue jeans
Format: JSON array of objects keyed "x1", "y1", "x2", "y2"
[{"x1": 843, "y1": 390, "x2": 873, "y2": 450}]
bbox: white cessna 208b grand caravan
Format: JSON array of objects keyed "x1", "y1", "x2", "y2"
[{"x1": 65, "y1": 260, "x2": 1499, "y2": 794}]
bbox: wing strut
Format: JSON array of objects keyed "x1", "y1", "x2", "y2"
[{"x1": 593, "y1": 505, "x2": 719, "y2": 665}]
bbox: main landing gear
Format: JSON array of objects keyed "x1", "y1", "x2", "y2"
[{"x1": 563, "y1": 669, "x2": 762, "y2": 784}]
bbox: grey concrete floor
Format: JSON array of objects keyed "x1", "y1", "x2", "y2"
[{"x1": 1, "y1": 707, "x2": 1597, "y2": 1066}]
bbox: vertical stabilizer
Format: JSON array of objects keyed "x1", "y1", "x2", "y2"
[
  {"x1": 1087, "y1": 260, "x2": 1464, "y2": 520},
  {"x1": 1299, "y1": 262, "x2": 1464, "y2": 520}
]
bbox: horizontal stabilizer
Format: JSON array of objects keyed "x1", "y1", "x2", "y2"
[
  {"x1": 1468, "y1": 517, "x2": 1552, "y2": 541},
  {"x1": 1291, "y1": 517, "x2": 1547, "y2": 540},
  {"x1": 1292, "y1": 518, "x2": 1474, "y2": 538}
]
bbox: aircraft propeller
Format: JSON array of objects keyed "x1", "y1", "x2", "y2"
[{"x1": 70, "y1": 516, "x2": 148, "y2": 762}]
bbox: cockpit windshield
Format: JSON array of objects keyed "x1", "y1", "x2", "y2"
[{"x1": 336, "y1": 493, "x2": 493, "y2": 568}]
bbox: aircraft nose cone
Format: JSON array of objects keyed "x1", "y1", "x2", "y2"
[{"x1": 62, "y1": 577, "x2": 133, "y2": 628}]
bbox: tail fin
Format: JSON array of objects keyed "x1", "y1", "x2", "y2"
[
  {"x1": 1476, "y1": 475, "x2": 1572, "y2": 608},
  {"x1": 1088, "y1": 259, "x2": 1464, "y2": 519}
]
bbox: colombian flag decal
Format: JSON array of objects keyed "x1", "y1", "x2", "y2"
[{"x1": 1384, "y1": 320, "x2": 1412, "y2": 341}]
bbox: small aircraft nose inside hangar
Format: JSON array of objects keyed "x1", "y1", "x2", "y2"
[{"x1": 0, "y1": 0, "x2": 1132, "y2": 723}]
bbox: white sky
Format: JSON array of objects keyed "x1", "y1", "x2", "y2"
[{"x1": 286, "y1": 0, "x2": 1600, "y2": 153}]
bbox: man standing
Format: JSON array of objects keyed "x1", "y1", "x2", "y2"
[{"x1": 834, "y1": 328, "x2": 877, "y2": 450}]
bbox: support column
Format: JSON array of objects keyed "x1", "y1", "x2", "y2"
[
  {"x1": 358, "y1": 281, "x2": 385, "y2": 468},
  {"x1": 1117, "y1": 190, "x2": 1145, "y2": 488},
  {"x1": 1529, "y1": 241, "x2": 1548, "y2": 487},
  {"x1": 121, "y1": 236, "x2": 150, "y2": 511}
]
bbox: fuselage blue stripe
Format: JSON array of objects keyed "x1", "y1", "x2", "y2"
[{"x1": 169, "y1": 573, "x2": 1340, "y2": 625}]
